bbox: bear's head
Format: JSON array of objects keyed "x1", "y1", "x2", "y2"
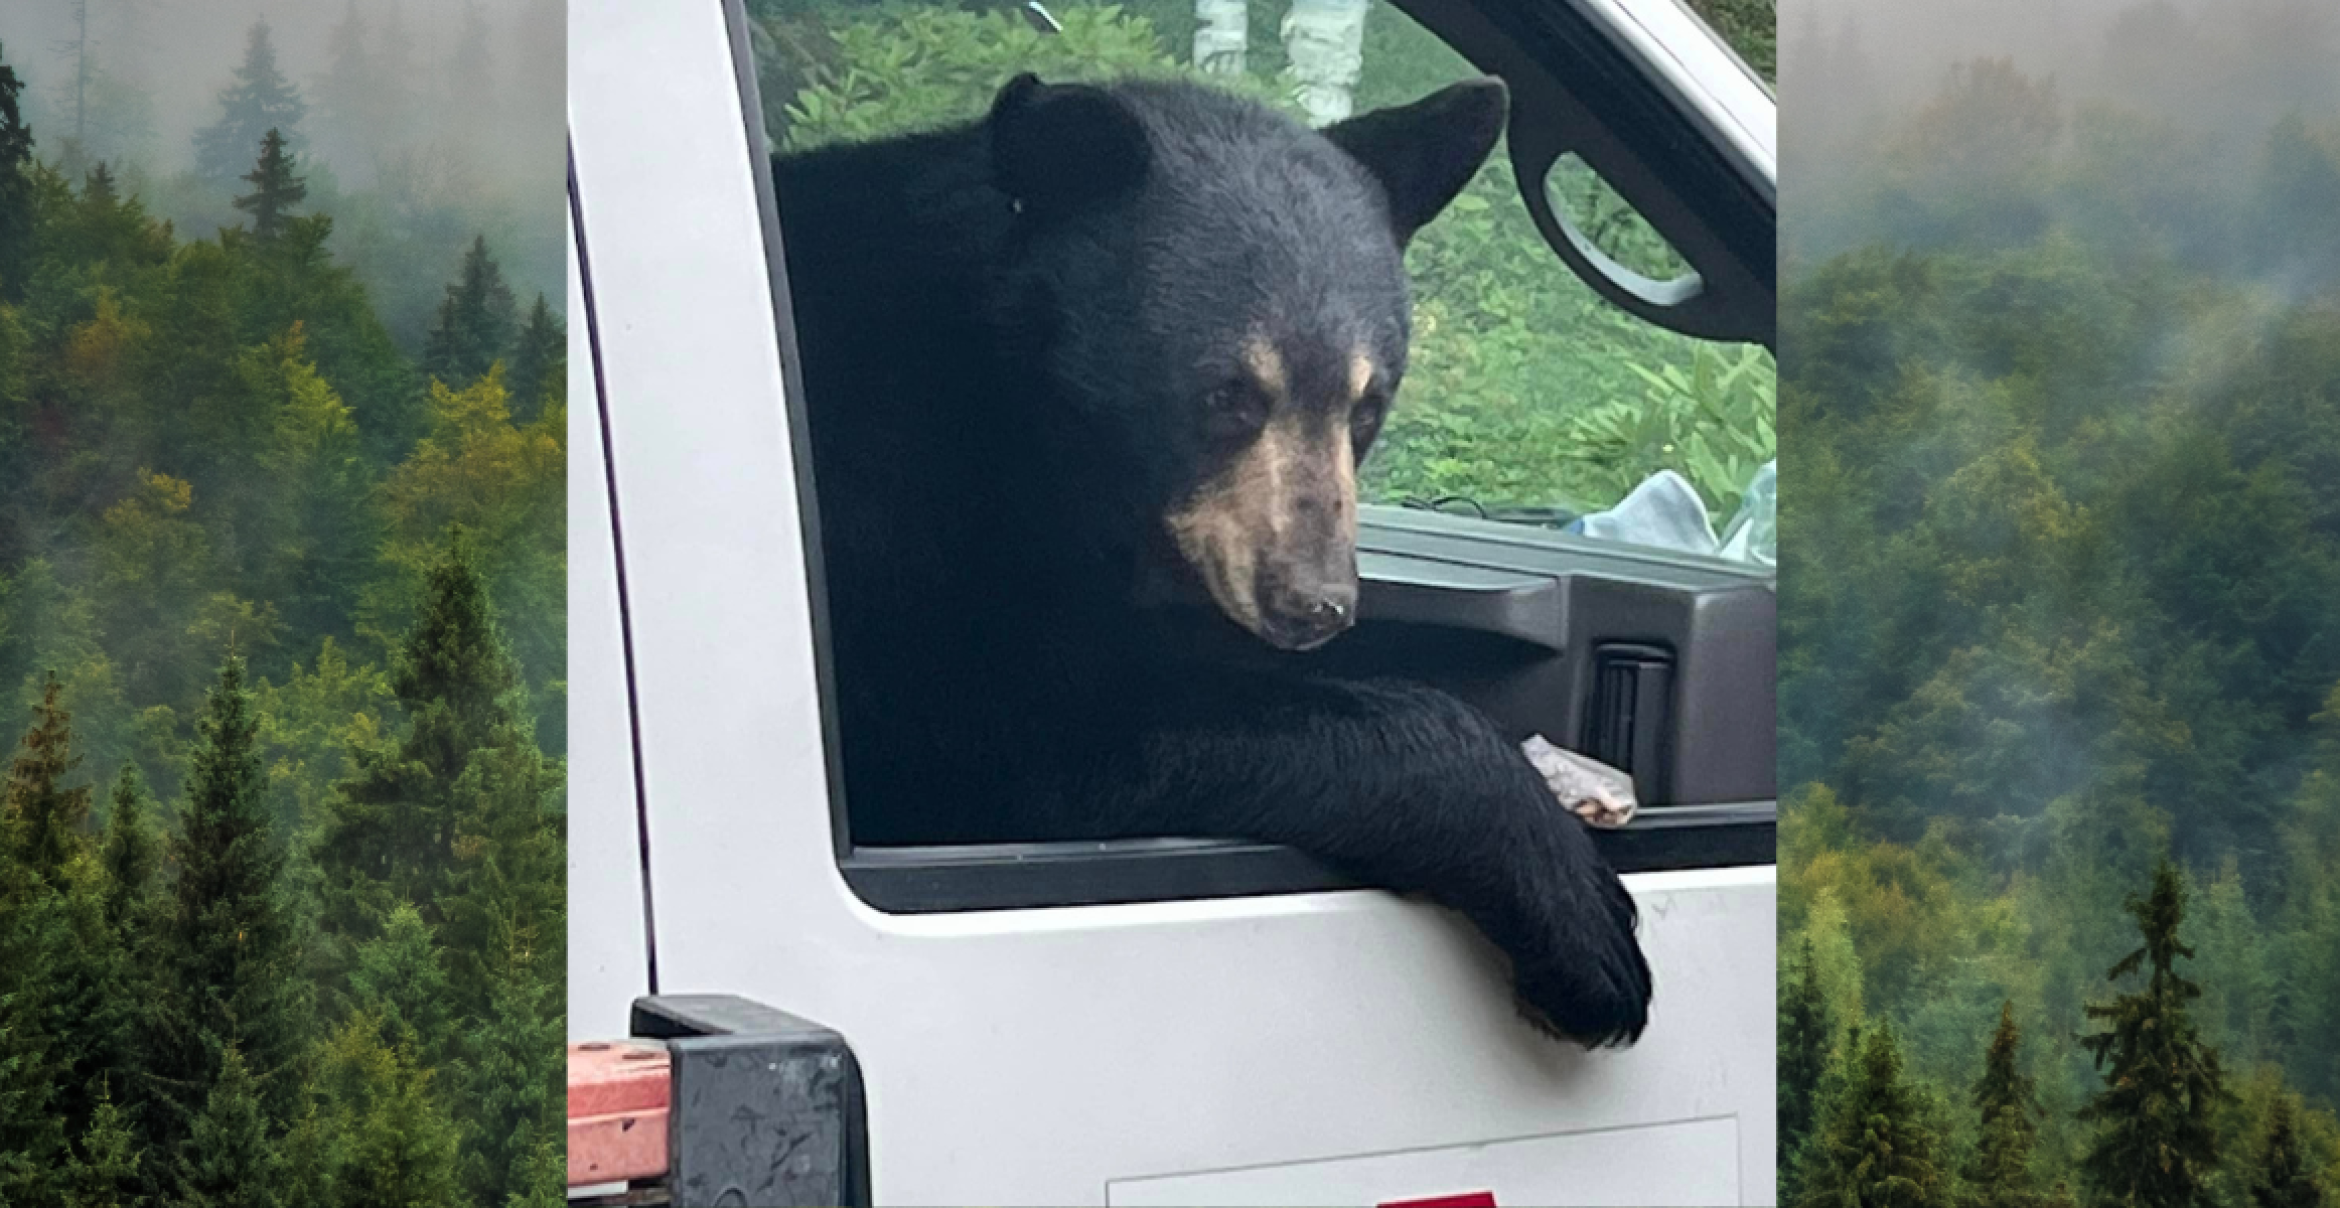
[{"x1": 986, "y1": 73, "x2": 1507, "y2": 651}]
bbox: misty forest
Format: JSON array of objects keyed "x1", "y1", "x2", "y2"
[
  {"x1": 1777, "y1": 0, "x2": 2340, "y2": 1205},
  {"x1": 0, "y1": 3, "x2": 565, "y2": 1206}
]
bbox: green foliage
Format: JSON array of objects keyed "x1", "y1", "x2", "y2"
[
  {"x1": 2250, "y1": 1095, "x2": 2328, "y2": 1208},
  {"x1": 97, "y1": 764, "x2": 160, "y2": 938},
  {"x1": 1783, "y1": 936, "x2": 1836, "y2": 1194},
  {"x1": 504, "y1": 293, "x2": 563, "y2": 422},
  {"x1": 348, "y1": 904, "x2": 454, "y2": 1065},
  {"x1": 320, "y1": 531, "x2": 528, "y2": 942},
  {"x1": 1962, "y1": 1003, "x2": 2042, "y2": 1208},
  {"x1": 0, "y1": 41, "x2": 34, "y2": 303},
  {"x1": 66, "y1": 1084, "x2": 142, "y2": 1208},
  {"x1": 2076, "y1": 860, "x2": 2230, "y2": 1208},
  {"x1": 6, "y1": 675, "x2": 92, "y2": 887},
  {"x1": 177, "y1": 1046, "x2": 286, "y2": 1208},
  {"x1": 422, "y1": 235, "x2": 517, "y2": 392},
  {"x1": 1799, "y1": 1025, "x2": 1952, "y2": 1208},
  {"x1": 234, "y1": 128, "x2": 308, "y2": 243},
  {"x1": 317, "y1": 1012, "x2": 465, "y2": 1208},
  {"x1": 157, "y1": 656, "x2": 310, "y2": 1139}
]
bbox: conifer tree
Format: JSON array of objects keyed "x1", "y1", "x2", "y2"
[
  {"x1": 67, "y1": 1084, "x2": 142, "y2": 1208},
  {"x1": 348, "y1": 903, "x2": 454, "y2": 1066},
  {"x1": 6, "y1": 674, "x2": 93, "y2": 888},
  {"x1": 0, "y1": 868, "x2": 70, "y2": 1207},
  {"x1": 319, "y1": 529, "x2": 526, "y2": 940},
  {"x1": 2248, "y1": 1094, "x2": 2325, "y2": 1208},
  {"x1": 320, "y1": 1013, "x2": 464, "y2": 1208},
  {"x1": 0, "y1": 40, "x2": 33, "y2": 302},
  {"x1": 422, "y1": 236, "x2": 518, "y2": 390},
  {"x1": 193, "y1": 20, "x2": 305, "y2": 186},
  {"x1": 0, "y1": 675, "x2": 125, "y2": 1164},
  {"x1": 154, "y1": 656, "x2": 307, "y2": 1145},
  {"x1": 99, "y1": 763, "x2": 160, "y2": 940},
  {"x1": 461, "y1": 922, "x2": 561, "y2": 1206},
  {"x1": 2078, "y1": 858, "x2": 2229, "y2": 1208},
  {"x1": 443, "y1": 730, "x2": 562, "y2": 1016},
  {"x1": 1781, "y1": 935, "x2": 1834, "y2": 1189},
  {"x1": 1962, "y1": 1002, "x2": 2042, "y2": 1208},
  {"x1": 505, "y1": 293, "x2": 565, "y2": 420},
  {"x1": 505, "y1": 1137, "x2": 567, "y2": 1208},
  {"x1": 1799, "y1": 1024, "x2": 1949, "y2": 1208},
  {"x1": 176, "y1": 1047, "x2": 285, "y2": 1208},
  {"x1": 233, "y1": 128, "x2": 307, "y2": 241},
  {"x1": 279, "y1": 1094, "x2": 343, "y2": 1208}
]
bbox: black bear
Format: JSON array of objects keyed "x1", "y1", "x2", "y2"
[{"x1": 771, "y1": 74, "x2": 1653, "y2": 1047}]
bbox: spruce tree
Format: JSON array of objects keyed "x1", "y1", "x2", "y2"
[
  {"x1": 2248, "y1": 1094, "x2": 2325, "y2": 1208},
  {"x1": 68, "y1": 1084, "x2": 143, "y2": 1208},
  {"x1": 176, "y1": 1047, "x2": 285, "y2": 1208},
  {"x1": 0, "y1": 870, "x2": 70, "y2": 1207},
  {"x1": 348, "y1": 903, "x2": 454, "y2": 1066},
  {"x1": 6, "y1": 674, "x2": 93, "y2": 888},
  {"x1": 1963, "y1": 1002, "x2": 2042, "y2": 1208},
  {"x1": 192, "y1": 19, "x2": 305, "y2": 185},
  {"x1": 462, "y1": 922, "x2": 561, "y2": 1207},
  {"x1": 0, "y1": 675, "x2": 127, "y2": 1164},
  {"x1": 99, "y1": 763, "x2": 160, "y2": 939},
  {"x1": 280, "y1": 1094, "x2": 343, "y2": 1208},
  {"x1": 233, "y1": 128, "x2": 307, "y2": 241},
  {"x1": 0, "y1": 39, "x2": 33, "y2": 301},
  {"x1": 321, "y1": 1013, "x2": 464, "y2": 1208},
  {"x1": 421, "y1": 236, "x2": 518, "y2": 389},
  {"x1": 154, "y1": 656, "x2": 307, "y2": 1147},
  {"x1": 319, "y1": 529, "x2": 526, "y2": 941},
  {"x1": 505, "y1": 1137, "x2": 567, "y2": 1208},
  {"x1": 505, "y1": 292, "x2": 565, "y2": 420},
  {"x1": 1799, "y1": 1024, "x2": 1949, "y2": 1208},
  {"x1": 2077, "y1": 858, "x2": 2229, "y2": 1208},
  {"x1": 443, "y1": 729, "x2": 562, "y2": 1016},
  {"x1": 1782, "y1": 935, "x2": 1835, "y2": 1192}
]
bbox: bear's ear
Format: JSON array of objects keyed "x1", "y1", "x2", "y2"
[
  {"x1": 990, "y1": 74, "x2": 1151, "y2": 217},
  {"x1": 1323, "y1": 77, "x2": 1509, "y2": 244}
]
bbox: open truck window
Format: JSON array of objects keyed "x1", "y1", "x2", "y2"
[{"x1": 723, "y1": 0, "x2": 1777, "y2": 912}]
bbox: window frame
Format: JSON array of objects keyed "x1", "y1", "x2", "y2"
[{"x1": 718, "y1": 0, "x2": 1777, "y2": 916}]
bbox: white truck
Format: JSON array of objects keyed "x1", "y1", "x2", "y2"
[{"x1": 567, "y1": 0, "x2": 1778, "y2": 1202}]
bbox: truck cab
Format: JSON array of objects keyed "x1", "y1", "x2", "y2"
[{"x1": 568, "y1": 0, "x2": 1778, "y2": 1202}]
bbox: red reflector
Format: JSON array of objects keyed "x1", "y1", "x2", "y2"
[{"x1": 1380, "y1": 1195, "x2": 1496, "y2": 1208}]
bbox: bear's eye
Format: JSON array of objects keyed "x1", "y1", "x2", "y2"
[
  {"x1": 1203, "y1": 381, "x2": 1271, "y2": 441},
  {"x1": 1350, "y1": 389, "x2": 1390, "y2": 448}
]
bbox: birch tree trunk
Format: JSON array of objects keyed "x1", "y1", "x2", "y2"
[
  {"x1": 1283, "y1": 0, "x2": 1368, "y2": 125},
  {"x1": 1194, "y1": 0, "x2": 1249, "y2": 76}
]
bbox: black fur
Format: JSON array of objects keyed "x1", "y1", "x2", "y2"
[{"x1": 772, "y1": 78, "x2": 1653, "y2": 1047}]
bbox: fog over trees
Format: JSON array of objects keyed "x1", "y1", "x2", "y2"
[{"x1": 1779, "y1": 0, "x2": 2340, "y2": 1203}]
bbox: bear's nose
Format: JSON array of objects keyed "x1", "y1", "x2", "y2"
[{"x1": 1260, "y1": 581, "x2": 1358, "y2": 650}]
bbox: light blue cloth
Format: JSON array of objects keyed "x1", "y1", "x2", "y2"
[{"x1": 1569, "y1": 460, "x2": 1775, "y2": 568}]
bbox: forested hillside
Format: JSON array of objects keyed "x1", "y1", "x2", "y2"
[
  {"x1": 1778, "y1": 1, "x2": 2340, "y2": 1203},
  {"x1": 0, "y1": 23, "x2": 564, "y2": 1208}
]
